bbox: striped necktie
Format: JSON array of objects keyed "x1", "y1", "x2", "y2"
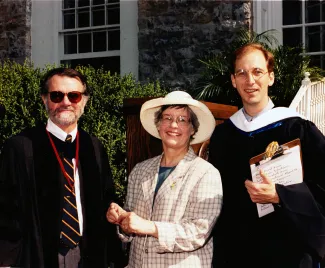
[{"x1": 60, "y1": 134, "x2": 81, "y2": 255}]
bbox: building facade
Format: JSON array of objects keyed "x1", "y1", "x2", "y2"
[
  {"x1": 0, "y1": 0, "x2": 324, "y2": 89},
  {"x1": 0, "y1": 0, "x2": 31, "y2": 64}
]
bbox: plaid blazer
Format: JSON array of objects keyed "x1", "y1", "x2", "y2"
[{"x1": 119, "y1": 147, "x2": 223, "y2": 268}]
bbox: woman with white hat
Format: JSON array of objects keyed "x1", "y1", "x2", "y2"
[{"x1": 107, "y1": 91, "x2": 223, "y2": 267}]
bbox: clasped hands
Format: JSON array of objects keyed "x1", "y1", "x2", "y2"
[
  {"x1": 106, "y1": 203, "x2": 158, "y2": 237},
  {"x1": 245, "y1": 169, "x2": 280, "y2": 204}
]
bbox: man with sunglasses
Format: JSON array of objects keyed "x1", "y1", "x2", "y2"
[
  {"x1": 0, "y1": 68, "x2": 124, "y2": 268},
  {"x1": 209, "y1": 44, "x2": 325, "y2": 268}
]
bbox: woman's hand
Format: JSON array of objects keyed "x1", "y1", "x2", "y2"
[
  {"x1": 119, "y1": 212, "x2": 158, "y2": 238},
  {"x1": 106, "y1": 202, "x2": 127, "y2": 224}
]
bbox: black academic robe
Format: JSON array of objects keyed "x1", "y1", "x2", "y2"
[
  {"x1": 209, "y1": 111, "x2": 325, "y2": 268},
  {"x1": 0, "y1": 125, "x2": 124, "y2": 268}
]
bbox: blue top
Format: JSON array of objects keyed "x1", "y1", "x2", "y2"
[{"x1": 153, "y1": 166, "x2": 176, "y2": 201}]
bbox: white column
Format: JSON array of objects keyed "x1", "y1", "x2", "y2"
[
  {"x1": 120, "y1": 0, "x2": 139, "y2": 79},
  {"x1": 31, "y1": 0, "x2": 61, "y2": 68},
  {"x1": 302, "y1": 72, "x2": 312, "y2": 119},
  {"x1": 253, "y1": 0, "x2": 283, "y2": 46}
]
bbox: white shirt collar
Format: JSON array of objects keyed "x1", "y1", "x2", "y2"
[
  {"x1": 230, "y1": 107, "x2": 303, "y2": 132},
  {"x1": 242, "y1": 98, "x2": 275, "y2": 122},
  {"x1": 46, "y1": 119, "x2": 78, "y2": 142}
]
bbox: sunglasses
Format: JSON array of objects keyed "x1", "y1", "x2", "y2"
[{"x1": 48, "y1": 91, "x2": 85, "y2": 103}]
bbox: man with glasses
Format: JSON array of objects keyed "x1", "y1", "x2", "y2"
[
  {"x1": 0, "y1": 68, "x2": 124, "y2": 267},
  {"x1": 209, "y1": 43, "x2": 325, "y2": 268}
]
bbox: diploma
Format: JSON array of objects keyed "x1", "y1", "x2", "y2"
[{"x1": 249, "y1": 139, "x2": 303, "y2": 217}]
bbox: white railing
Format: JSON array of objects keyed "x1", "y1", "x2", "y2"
[{"x1": 289, "y1": 72, "x2": 325, "y2": 135}]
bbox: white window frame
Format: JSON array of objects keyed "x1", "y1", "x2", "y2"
[
  {"x1": 59, "y1": 0, "x2": 120, "y2": 62},
  {"x1": 30, "y1": 0, "x2": 144, "y2": 79},
  {"x1": 254, "y1": 0, "x2": 325, "y2": 66},
  {"x1": 282, "y1": 0, "x2": 325, "y2": 59}
]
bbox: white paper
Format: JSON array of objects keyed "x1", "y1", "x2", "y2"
[{"x1": 250, "y1": 145, "x2": 303, "y2": 217}]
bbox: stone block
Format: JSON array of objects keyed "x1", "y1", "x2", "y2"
[
  {"x1": 138, "y1": 0, "x2": 252, "y2": 90},
  {"x1": 0, "y1": 0, "x2": 31, "y2": 62}
]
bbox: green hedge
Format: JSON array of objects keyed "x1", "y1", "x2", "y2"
[{"x1": 0, "y1": 61, "x2": 167, "y2": 202}]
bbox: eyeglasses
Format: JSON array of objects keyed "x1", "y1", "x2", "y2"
[
  {"x1": 234, "y1": 68, "x2": 268, "y2": 81},
  {"x1": 160, "y1": 114, "x2": 191, "y2": 127},
  {"x1": 48, "y1": 91, "x2": 85, "y2": 103}
]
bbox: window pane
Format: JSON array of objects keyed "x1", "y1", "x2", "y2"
[
  {"x1": 107, "y1": 29, "x2": 120, "y2": 50},
  {"x1": 323, "y1": 1, "x2": 325, "y2": 22},
  {"x1": 107, "y1": 5, "x2": 120, "y2": 25},
  {"x1": 79, "y1": 32, "x2": 92, "y2": 53},
  {"x1": 63, "y1": 0, "x2": 75, "y2": 9},
  {"x1": 306, "y1": 26, "x2": 322, "y2": 52},
  {"x1": 283, "y1": 0, "x2": 301, "y2": 25},
  {"x1": 93, "y1": 31, "x2": 107, "y2": 52},
  {"x1": 64, "y1": 34, "x2": 77, "y2": 54},
  {"x1": 78, "y1": 0, "x2": 89, "y2": 7},
  {"x1": 309, "y1": 55, "x2": 325, "y2": 69},
  {"x1": 92, "y1": 6, "x2": 105, "y2": 26},
  {"x1": 93, "y1": 0, "x2": 105, "y2": 5},
  {"x1": 63, "y1": 10, "x2": 75, "y2": 29},
  {"x1": 306, "y1": 1, "x2": 321, "y2": 23},
  {"x1": 78, "y1": 7, "x2": 90, "y2": 28},
  {"x1": 283, "y1": 27, "x2": 302, "y2": 47},
  {"x1": 61, "y1": 56, "x2": 120, "y2": 73}
]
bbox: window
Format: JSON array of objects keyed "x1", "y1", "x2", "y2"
[
  {"x1": 60, "y1": 0, "x2": 120, "y2": 73},
  {"x1": 282, "y1": 0, "x2": 325, "y2": 68}
]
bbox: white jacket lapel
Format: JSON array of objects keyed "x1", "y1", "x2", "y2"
[{"x1": 141, "y1": 155, "x2": 162, "y2": 215}]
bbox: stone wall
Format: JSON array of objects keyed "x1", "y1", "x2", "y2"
[
  {"x1": 138, "y1": 0, "x2": 252, "y2": 89},
  {"x1": 0, "y1": 0, "x2": 31, "y2": 64}
]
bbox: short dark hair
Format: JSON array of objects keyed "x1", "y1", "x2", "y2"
[
  {"x1": 232, "y1": 43, "x2": 275, "y2": 73},
  {"x1": 154, "y1": 105, "x2": 200, "y2": 141},
  {"x1": 40, "y1": 67, "x2": 90, "y2": 96}
]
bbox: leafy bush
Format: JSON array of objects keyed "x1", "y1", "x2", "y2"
[
  {"x1": 271, "y1": 45, "x2": 325, "y2": 106},
  {"x1": 190, "y1": 29, "x2": 325, "y2": 107},
  {"x1": 0, "y1": 61, "x2": 167, "y2": 201},
  {"x1": 0, "y1": 61, "x2": 46, "y2": 141}
]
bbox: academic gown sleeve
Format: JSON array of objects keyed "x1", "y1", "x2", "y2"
[
  {"x1": 90, "y1": 136, "x2": 127, "y2": 268},
  {"x1": 275, "y1": 120, "x2": 325, "y2": 260},
  {"x1": 0, "y1": 137, "x2": 26, "y2": 266},
  {"x1": 91, "y1": 136, "x2": 116, "y2": 206},
  {"x1": 208, "y1": 123, "x2": 228, "y2": 174}
]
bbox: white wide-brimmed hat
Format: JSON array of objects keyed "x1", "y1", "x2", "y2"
[{"x1": 140, "y1": 91, "x2": 216, "y2": 144}]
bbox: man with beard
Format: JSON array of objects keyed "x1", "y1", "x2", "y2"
[{"x1": 0, "y1": 68, "x2": 124, "y2": 268}]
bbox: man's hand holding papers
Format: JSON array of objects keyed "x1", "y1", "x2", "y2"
[
  {"x1": 245, "y1": 169, "x2": 280, "y2": 204},
  {"x1": 249, "y1": 139, "x2": 303, "y2": 217}
]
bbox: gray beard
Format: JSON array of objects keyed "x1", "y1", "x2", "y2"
[{"x1": 44, "y1": 101, "x2": 85, "y2": 126}]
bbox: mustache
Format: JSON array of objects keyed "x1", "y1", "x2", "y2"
[{"x1": 54, "y1": 106, "x2": 75, "y2": 113}]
